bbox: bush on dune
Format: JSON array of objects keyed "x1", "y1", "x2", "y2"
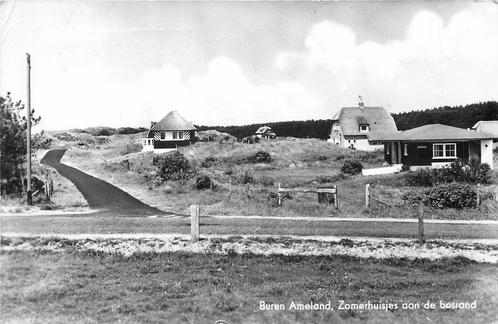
[
  {"x1": 341, "y1": 159, "x2": 363, "y2": 175},
  {"x1": 405, "y1": 160, "x2": 493, "y2": 187},
  {"x1": 403, "y1": 183, "x2": 477, "y2": 210},
  {"x1": 153, "y1": 151, "x2": 196, "y2": 183}
]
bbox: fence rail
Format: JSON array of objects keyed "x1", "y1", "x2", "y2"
[{"x1": 277, "y1": 183, "x2": 338, "y2": 208}]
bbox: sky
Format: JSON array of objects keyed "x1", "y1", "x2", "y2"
[{"x1": 0, "y1": 1, "x2": 497, "y2": 131}]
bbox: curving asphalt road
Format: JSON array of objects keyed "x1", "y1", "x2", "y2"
[{"x1": 41, "y1": 149, "x2": 167, "y2": 216}]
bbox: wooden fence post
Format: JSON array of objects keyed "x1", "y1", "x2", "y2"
[
  {"x1": 334, "y1": 185, "x2": 338, "y2": 209},
  {"x1": 418, "y1": 202, "x2": 425, "y2": 244},
  {"x1": 476, "y1": 184, "x2": 480, "y2": 206},
  {"x1": 190, "y1": 205, "x2": 200, "y2": 242},
  {"x1": 365, "y1": 184, "x2": 370, "y2": 208}
]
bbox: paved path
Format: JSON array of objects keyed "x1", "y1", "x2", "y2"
[
  {"x1": 2, "y1": 214, "x2": 498, "y2": 240},
  {"x1": 41, "y1": 149, "x2": 167, "y2": 216}
]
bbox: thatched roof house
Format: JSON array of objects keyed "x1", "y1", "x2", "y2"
[
  {"x1": 140, "y1": 110, "x2": 197, "y2": 152},
  {"x1": 328, "y1": 106, "x2": 397, "y2": 151}
]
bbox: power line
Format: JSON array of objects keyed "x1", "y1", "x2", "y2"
[{"x1": 0, "y1": 1, "x2": 17, "y2": 45}]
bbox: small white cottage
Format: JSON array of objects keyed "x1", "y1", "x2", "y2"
[
  {"x1": 255, "y1": 126, "x2": 276, "y2": 139},
  {"x1": 140, "y1": 110, "x2": 197, "y2": 153}
]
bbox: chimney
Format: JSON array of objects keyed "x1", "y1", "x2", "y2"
[{"x1": 358, "y1": 95, "x2": 364, "y2": 109}]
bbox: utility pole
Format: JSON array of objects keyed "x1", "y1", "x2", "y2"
[{"x1": 26, "y1": 53, "x2": 32, "y2": 205}]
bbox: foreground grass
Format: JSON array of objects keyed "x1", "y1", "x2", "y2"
[{"x1": 1, "y1": 251, "x2": 497, "y2": 323}]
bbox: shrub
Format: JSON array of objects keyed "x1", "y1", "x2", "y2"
[
  {"x1": 116, "y1": 127, "x2": 147, "y2": 135},
  {"x1": 475, "y1": 163, "x2": 492, "y2": 185},
  {"x1": 248, "y1": 151, "x2": 272, "y2": 163},
  {"x1": 340, "y1": 159, "x2": 363, "y2": 175},
  {"x1": 334, "y1": 154, "x2": 345, "y2": 161},
  {"x1": 196, "y1": 176, "x2": 213, "y2": 190},
  {"x1": 318, "y1": 155, "x2": 328, "y2": 161},
  {"x1": 152, "y1": 151, "x2": 195, "y2": 182},
  {"x1": 425, "y1": 183, "x2": 477, "y2": 209},
  {"x1": 201, "y1": 156, "x2": 217, "y2": 168},
  {"x1": 402, "y1": 190, "x2": 425, "y2": 205},
  {"x1": 405, "y1": 160, "x2": 493, "y2": 187},
  {"x1": 405, "y1": 168, "x2": 434, "y2": 187},
  {"x1": 403, "y1": 183, "x2": 477, "y2": 209}
]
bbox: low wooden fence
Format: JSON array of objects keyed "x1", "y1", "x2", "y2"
[
  {"x1": 365, "y1": 183, "x2": 498, "y2": 209},
  {"x1": 277, "y1": 183, "x2": 338, "y2": 208}
]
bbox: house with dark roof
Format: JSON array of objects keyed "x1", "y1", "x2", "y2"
[
  {"x1": 255, "y1": 126, "x2": 276, "y2": 139},
  {"x1": 328, "y1": 104, "x2": 398, "y2": 151},
  {"x1": 140, "y1": 110, "x2": 197, "y2": 153},
  {"x1": 375, "y1": 124, "x2": 497, "y2": 170}
]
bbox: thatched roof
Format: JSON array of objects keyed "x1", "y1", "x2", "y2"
[
  {"x1": 332, "y1": 107, "x2": 397, "y2": 138},
  {"x1": 375, "y1": 124, "x2": 497, "y2": 142},
  {"x1": 256, "y1": 126, "x2": 274, "y2": 135},
  {"x1": 150, "y1": 111, "x2": 197, "y2": 131}
]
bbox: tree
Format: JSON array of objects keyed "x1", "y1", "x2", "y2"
[{"x1": 0, "y1": 93, "x2": 41, "y2": 195}]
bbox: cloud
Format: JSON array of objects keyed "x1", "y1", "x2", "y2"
[
  {"x1": 139, "y1": 57, "x2": 321, "y2": 126},
  {"x1": 277, "y1": 8, "x2": 498, "y2": 110}
]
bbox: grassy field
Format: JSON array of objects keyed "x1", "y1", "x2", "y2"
[
  {"x1": 1, "y1": 250, "x2": 497, "y2": 323},
  {"x1": 58, "y1": 132, "x2": 498, "y2": 220}
]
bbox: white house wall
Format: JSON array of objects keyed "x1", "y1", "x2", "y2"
[
  {"x1": 344, "y1": 138, "x2": 383, "y2": 151},
  {"x1": 481, "y1": 139, "x2": 494, "y2": 169}
]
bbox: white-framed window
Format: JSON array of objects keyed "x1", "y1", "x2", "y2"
[
  {"x1": 359, "y1": 124, "x2": 370, "y2": 133},
  {"x1": 161, "y1": 132, "x2": 166, "y2": 140},
  {"x1": 172, "y1": 131, "x2": 184, "y2": 140},
  {"x1": 404, "y1": 144, "x2": 408, "y2": 156},
  {"x1": 433, "y1": 143, "x2": 457, "y2": 159}
]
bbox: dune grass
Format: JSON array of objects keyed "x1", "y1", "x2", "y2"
[{"x1": 60, "y1": 134, "x2": 498, "y2": 219}]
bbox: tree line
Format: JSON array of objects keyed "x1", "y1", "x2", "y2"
[
  {"x1": 392, "y1": 101, "x2": 498, "y2": 131},
  {"x1": 197, "y1": 101, "x2": 497, "y2": 139}
]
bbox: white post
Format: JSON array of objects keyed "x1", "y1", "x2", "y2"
[
  {"x1": 190, "y1": 205, "x2": 200, "y2": 242},
  {"x1": 277, "y1": 183, "x2": 282, "y2": 206}
]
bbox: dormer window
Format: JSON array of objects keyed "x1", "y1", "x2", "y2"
[{"x1": 359, "y1": 124, "x2": 370, "y2": 133}]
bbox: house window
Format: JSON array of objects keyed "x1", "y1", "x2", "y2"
[
  {"x1": 359, "y1": 124, "x2": 370, "y2": 133},
  {"x1": 161, "y1": 132, "x2": 166, "y2": 140},
  {"x1": 172, "y1": 131, "x2": 184, "y2": 140},
  {"x1": 404, "y1": 144, "x2": 408, "y2": 156},
  {"x1": 433, "y1": 143, "x2": 457, "y2": 158}
]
